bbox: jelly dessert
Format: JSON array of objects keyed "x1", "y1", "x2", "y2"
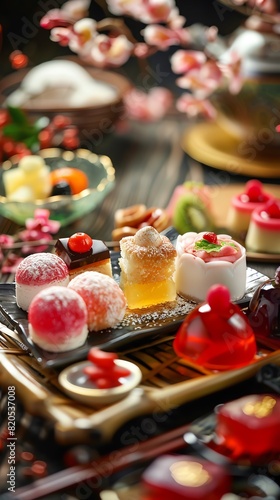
[
  {"x1": 167, "y1": 181, "x2": 214, "y2": 235},
  {"x1": 58, "y1": 347, "x2": 142, "y2": 407},
  {"x1": 119, "y1": 226, "x2": 177, "y2": 309},
  {"x1": 3, "y1": 154, "x2": 52, "y2": 202},
  {"x1": 83, "y1": 348, "x2": 131, "y2": 388},
  {"x1": 173, "y1": 284, "x2": 257, "y2": 371},
  {"x1": 141, "y1": 454, "x2": 231, "y2": 500},
  {"x1": 215, "y1": 394, "x2": 280, "y2": 460},
  {"x1": 245, "y1": 198, "x2": 280, "y2": 253},
  {"x1": 15, "y1": 252, "x2": 70, "y2": 311},
  {"x1": 175, "y1": 231, "x2": 246, "y2": 302},
  {"x1": 227, "y1": 179, "x2": 272, "y2": 236},
  {"x1": 68, "y1": 271, "x2": 127, "y2": 331},
  {"x1": 112, "y1": 204, "x2": 170, "y2": 242},
  {"x1": 55, "y1": 232, "x2": 112, "y2": 279},
  {"x1": 28, "y1": 286, "x2": 88, "y2": 352},
  {"x1": 247, "y1": 266, "x2": 280, "y2": 348}
]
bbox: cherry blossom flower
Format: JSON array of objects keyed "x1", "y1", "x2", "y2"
[
  {"x1": 141, "y1": 25, "x2": 184, "y2": 49},
  {"x1": 176, "y1": 61, "x2": 223, "y2": 99},
  {"x1": 123, "y1": 87, "x2": 173, "y2": 121},
  {"x1": 171, "y1": 50, "x2": 207, "y2": 74},
  {"x1": 176, "y1": 93, "x2": 217, "y2": 119}
]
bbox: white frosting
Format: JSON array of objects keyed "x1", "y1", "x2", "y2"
[
  {"x1": 6, "y1": 60, "x2": 118, "y2": 108},
  {"x1": 29, "y1": 324, "x2": 88, "y2": 352},
  {"x1": 176, "y1": 232, "x2": 247, "y2": 302},
  {"x1": 16, "y1": 277, "x2": 69, "y2": 312}
]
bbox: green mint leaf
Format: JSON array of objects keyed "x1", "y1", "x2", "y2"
[
  {"x1": 194, "y1": 239, "x2": 237, "y2": 253},
  {"x1": 7, "y1": 106, "x2": 29, "y2": 126}
]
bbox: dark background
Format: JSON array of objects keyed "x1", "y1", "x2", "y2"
[{"x1": 0, "y1": 0, "x2": 246, "y2": 80}]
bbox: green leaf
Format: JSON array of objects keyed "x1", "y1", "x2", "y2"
[
  {"x1": 194, "y1": 239, "x2": 237, "y2": 253},
  {"x1": 7, "y1": 106, "x2": 29, "y2": 126}
]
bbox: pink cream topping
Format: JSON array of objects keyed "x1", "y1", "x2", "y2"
[{"x1": 182, "y1": 232, "x2": 242, "y2": 263}]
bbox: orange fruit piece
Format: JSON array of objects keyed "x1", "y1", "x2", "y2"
[{"x1": 49, "y1": 167, "x2": 89, "y2": 195}]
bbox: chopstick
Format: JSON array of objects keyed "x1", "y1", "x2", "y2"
[{"x1": 10, "y1": 420, "x2": 191, "y2": 500}]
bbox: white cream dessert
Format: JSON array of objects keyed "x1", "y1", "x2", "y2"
[
  {"x1": 28, "y1": 286, "x2": 88, "y2": 352},
  {"x1": 176, "y1": 231, "x2": 246, "y2": 302},
  {"x1": 245, "y1": 199, "x2": 280, "y2": 253},
  {"x1": 119, "y1": 226, "x2": 177, "y2": 309},
  {"x1": 15, "y1": 253, "x2": 70, "y2": 311}
]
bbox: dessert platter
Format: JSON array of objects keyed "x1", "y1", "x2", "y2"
[{"x1": 0, "y1": 227, "x2": 271, "y2": 369}]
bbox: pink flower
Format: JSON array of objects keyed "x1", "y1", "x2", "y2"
[
  {"x1": 40, "y1": 9, "x2": 76, "y2": 30},
  {"x1": 141, "y1": 24, "x2": 182, "y2": 49},
  {"x1": 18, "y1": 209, "x2": 60, "y2": 254},
  {"x1": 218, "y1": 51, "x2": 243, "y2": 94},
  {"x1": 176, "y1": 60, "x2": 223, "y2": 98},
  {"x1": 176, "y1": 93, "x2": 217, "y2": 119},
  {"x1": 62, "y1": 0, "x2": 91, "y2": 20},
  {"x1": 107, "y1": 0, "x2": 176, "y2": 23},
  {"x1": 1, "y1": 254, "x2": 23, "y2": 274},
  {"x1": 82, "y1": 34, "x2": 133, "y2": 68},
  {"x1": 171, "y1": 50, "x2": 206, "y2": 74},
  {"x1": 124, "y1": 87, "x2": 173, "y2": 121}
]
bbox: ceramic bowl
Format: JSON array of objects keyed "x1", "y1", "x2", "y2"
[
  {"x1": 0, "y1": 148, "x2": 115, "y2": 226},
  {"x1": 0, "y1": 58, "x2": 131, "y2": 138},
  {"x1": 58, "y1": 359, "x2": 142, "y2": 407}
]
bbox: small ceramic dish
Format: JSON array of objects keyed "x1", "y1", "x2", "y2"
[
  {"x1": 0, "y1": 148, "x2": 115, "y2": 226},
  {"x1": 58, "y1": 359, "x2": 142, "y2": 407}
]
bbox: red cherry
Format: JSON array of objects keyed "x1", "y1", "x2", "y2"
[
  {"x1": 0, "y1": 110, "x2": 10, "y2": 127},
  {"x1": 245, "y1": 180, "x2": 264, "y2": 202},
  {"x1": 62, "y1": 135, "x2": 80, "y2": 150},
  {"x1": 9, "y1": 50, "x2": 29, "y2": 69},
  {"x1": 207, "y1": 284, "x2": 231, "y2": 312},
  {"x1": 87, "y1": 348, "x2": 117, "y2": 368},
  {"x1": 263, "y1": 199, "x2": 280, "y2": 219},
  {"x1": 203, "y1": 232, "x2": 218, "y2": 244},
  {"x1": 52, "y1": 115, "x2": 72, "y2": 129},
  {"x1": 68, "y1": 233, "x2": 92, "y2": 253},
  {"x1": 39, "y1": 128, "x2": 53, "y2": 149}
]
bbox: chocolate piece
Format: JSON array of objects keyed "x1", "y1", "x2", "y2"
[{"x1": 55, "y1": 238, "x2": 110, "y2": 271}]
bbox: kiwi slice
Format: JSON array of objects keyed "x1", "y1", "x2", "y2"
[{"x1": 172, "y1": 193, "x2": 214, "y2": 234}]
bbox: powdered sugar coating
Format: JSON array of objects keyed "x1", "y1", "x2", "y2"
[
  {"x1": 28, "y1": 286, "x2": 88, "y2": 352},
  {"x1": 68, "y1": 271, "x2": 127, "y2": 331},
  {"x1": 16, "y1": 253, "x2": 69, "y2": 285}
]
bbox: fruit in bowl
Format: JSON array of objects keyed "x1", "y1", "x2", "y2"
[{"x1": 0, "y1": 148, "x2": 115, "y2": 226}]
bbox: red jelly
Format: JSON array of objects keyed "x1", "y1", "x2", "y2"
[
  {"x1": 215, "y1": 394, "x2": 280, "y2": 460},
  {"x1": 173, "y1": 284, "x2": 257, "y2": 371},
  {"x1": 142, "y1": 454, "x2": 231, "y2": 500},
  {"x1": 83, "y1": 348, "x2": 131, "y2": 389},
  {"x1": 247, "y1": 266, "x2": 280, "y2": 349}
]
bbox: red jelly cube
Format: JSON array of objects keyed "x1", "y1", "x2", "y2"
[
  {"x1": 216, "y1": 394, "x2": 280, "y2": 459},
  {"x1": 142, "y1": 454, "x2": 231, "y2": 500}
]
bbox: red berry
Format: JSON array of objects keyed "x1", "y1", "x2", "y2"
[
  {"x1": 263, "y1": 200, "x2": 280, "y2": 219},
  {"x1": 0, "y1": 110, "x2": 10, "y2": 127},
  {"x1": 52, "y1": 115, "x2": 72, "y2": 129},
  {"x1": 9, "y1": 50, "x2": 29, "y2": 69},
  {"x1": 203, "y1": 232, "x2": 218, "y2": 244},
  {"x1": 207, "y1": 284, "x2": 230, "y2": 312},
  {"x1": 87, "y1": 348, "x2": 117, "y2": 368},
  {"x1": 68, "y1": 232, "x2": 92, "y2": 253},
  {"x1": 245, "y1": 180, "x2": 263, "y2": 202},
  {"x1": 39, "y1": 129, "x2": 53, "y2": 149}
]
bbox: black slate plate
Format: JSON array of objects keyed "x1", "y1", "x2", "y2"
[{"x1": 0, "y1": 228, "x2": 269, "y2": 369}]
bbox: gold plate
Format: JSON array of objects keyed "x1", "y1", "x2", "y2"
[
  {"x1": 182, "y1": 122, "x2": 280, "y2": 178},
  {"x1": 208, "y1": 183, "x2": 280, "y2": 262}
]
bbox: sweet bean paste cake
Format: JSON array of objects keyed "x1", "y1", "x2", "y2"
[
  {"x1": 15, "y1": 252, "x2": 70, "y2": 311},
  {"x1": 245, "y1": 198, "x2": 280, "y2": 253},
  {"x1": 28, "y1": 286, "x2": 88, "y2": 352},
  {"x1": 175, "y1": 231, "x2": 246, "y2": 302},
  {"x1": 118, "y1": 225, "x2": 177, "y2": 309},
  {"x1": 55, "y1": 232, "x2": 112, "y2": 279},
  {"x1": 68, "y1": 271, "x2": 127, "y2": 331},
  {"x1": 226, "y1": 179, "x2": 272, "y2": 236}
]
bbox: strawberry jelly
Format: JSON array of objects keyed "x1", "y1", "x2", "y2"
[{"x1": 173, "y1": 284, "x2": 256, "y2": 371}]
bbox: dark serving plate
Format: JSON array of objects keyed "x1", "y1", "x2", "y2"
[{"x1": 0, "y1": 261, "x2": 268, "y2": 370}]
